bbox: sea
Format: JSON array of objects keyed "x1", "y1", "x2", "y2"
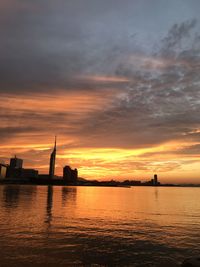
[{"x1": 0, "y1": 185, "x2": 200, "y2": 267}]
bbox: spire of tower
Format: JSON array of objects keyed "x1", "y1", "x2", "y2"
[
  {"x1": 49, "y1": 136, "x2": 57, "y2": 179},
  {"x1": 54, "y1": 135, "x2": 57, "y2": 150}
]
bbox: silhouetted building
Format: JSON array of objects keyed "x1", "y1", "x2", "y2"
[
  {"x1": 143, "y1": 174, "x2": 160, "y2": 186},
  {"x1": 49, "y1": 136, "x2": 57, "y2": 179},
  {"x1": 10, "y1": 156, "x2": 23, "y2": 169},
  {"x1": 154, "y1": 174, "x2": 158, "y2": 185},
  {"x1": 122, "y1": 180, "x2": 141, "y2": 186},
  {"x1": 20, "y1": 169, "x2": 38, "y2": 179},
  {"x1": 6, "y1": 155, "x2": 38, "y2": 180},
  {"x1": 63, "y1": 166, "x2": 78, "y2": 184},
  {"x1": 72, "y1": 168, "x2": 78, "y2": 182},
  {"x1": 7, "y1": 167, "x2": 38, "y2": 180},
  {"x1": 7, "y1": 168, "x2": 20, "y2": 179},
  {"x1": 0, "y1": 163, "x2": 7, "y2": 180},
  {"x1": 6, "y1": 156, "x2": 23, "y2": 178},
  {"x1": 63, "y1": 166, "x2": 71, "y2": 180},
  {"x1": 38, "y1": 174, "x2": 50, "y2": 180},
  {"x1": 148, "y1": 174, "x2": 160, "y2": 186}
]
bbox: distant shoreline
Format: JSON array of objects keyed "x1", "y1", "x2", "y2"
[{"x1": 1, "y1": 180, "x2": 200, "y2": 188}]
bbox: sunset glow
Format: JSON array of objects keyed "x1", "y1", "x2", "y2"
[
  {"x1": 1, "y1": 86, "x2": 200, "y2": 183},
  {"x1": 1, "y1": 1, "x2": 200, "y2": 184}
]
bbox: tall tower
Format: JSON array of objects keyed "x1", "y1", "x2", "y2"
[{"x1": 49, "y1": 136, "x2": 56, "y2": 179}]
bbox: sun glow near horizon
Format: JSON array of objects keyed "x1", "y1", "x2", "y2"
[
  {"x1": 1, "y1": 136, "x2": 200, "y2": 183},
  {"x1": 1, "y1": 87, "x2": 200, "y2": 184}
]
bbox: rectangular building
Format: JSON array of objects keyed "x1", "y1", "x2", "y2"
[
  {"x1": 63, "y1": 166, "x2": 78, "y2": 184},
  {"x1": 0, "y1": 164, "x2": 7, "y2": 180},
  {"x1": 10, "y1": 156, "x2": 23, "y2": 169},
  {"x1": 21, "y1": 169, "x2": 38, "y2": 179}
]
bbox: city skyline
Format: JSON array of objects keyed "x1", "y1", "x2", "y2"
[
  {"x1": 1, "y1": 1, "x2": 200, "y2": 183},
  {"x1": 0, "y1": 138, "x2": 198, "y2": 184}
]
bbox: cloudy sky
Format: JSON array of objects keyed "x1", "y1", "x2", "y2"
[{"x1": 1, "y1": 0, "x2": 200, "y2": 183}]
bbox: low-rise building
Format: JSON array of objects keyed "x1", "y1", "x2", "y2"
[
  {"x1": 20, "y1": 169, "x2": 38, "y2": 179},
  {"x1": 0, "y1": 164, "x2": 7, "y2": 180}
]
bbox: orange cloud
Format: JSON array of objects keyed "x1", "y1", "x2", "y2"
[
  {"x1": 127, "y1": 54, "x2": 192, "y2": 71},
  {"x1": 78, "y1": 75, "x2": 130, "y2": 83},
  {"x1": 1, "y1": 86, "x2": 200, "y2": 184}
]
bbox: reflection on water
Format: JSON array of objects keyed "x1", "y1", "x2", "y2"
[
  {"x1": 62, "y1": 186, "x2": 77, "y2": 207},
  {"x1": 46, "y1": 186, "x2": 53, "y2": 225},
  {"x1": 3, "y1": 185, "x2": 37, "y2": 209},
  {"x1": 3, "y1": 185, "x2": 21, "y2": 208},
  {"x1": 0, "y1": 185, "x2": 200, "y2": 266},
  {"x1": 154, "y1": 187, "x2": 158, "y2": 201}
]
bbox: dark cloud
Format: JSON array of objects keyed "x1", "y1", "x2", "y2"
[
  {"x1": 0, "y1": 0, "x2": 199, "y2": 93},
  {"x1": 0, "y1": 126, "x2": 39, "y2": 142},
  {"x1": 72, "y1": 18, "x2": 200, "y2": 149},
  {"x1": 160, "y1": 19, "x2": 197, "y2": 55},
  {"x1": 1, "y1": 16, "x2": 200, "y2": 149}
]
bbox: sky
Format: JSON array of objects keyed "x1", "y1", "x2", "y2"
[{"x1": 1, "y1": 0, "x2": 200, "y2": 183}]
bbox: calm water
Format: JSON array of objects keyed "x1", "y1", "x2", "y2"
[{"x1": 0, "y1": 185, "x2": 200, "y2": 266}]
